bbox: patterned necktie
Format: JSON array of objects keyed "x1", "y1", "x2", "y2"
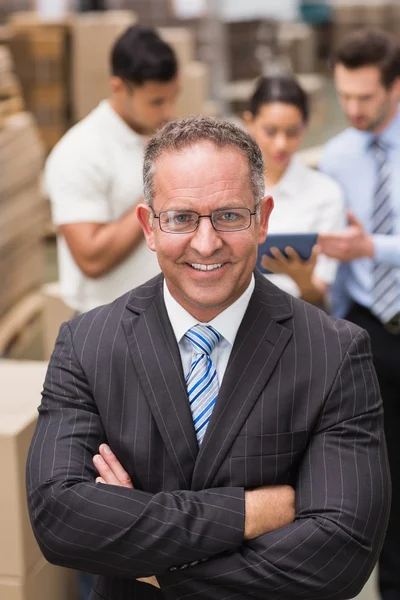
[
  {"x1": 184, "y1": 324, "x2": 221, "y2": 445},
  {"x1": 370, "y1": 138, "x2": 400, "y2": 323}
]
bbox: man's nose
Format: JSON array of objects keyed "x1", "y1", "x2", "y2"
[
  {"x1": 189, "y1": 217, "x2": 224, "y2": 256},
  {"x1": 346, "y1": 98, "x2": 362, "y2": 117}
]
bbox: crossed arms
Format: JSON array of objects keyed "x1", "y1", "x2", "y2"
[{"x1": 26, "y1": 322, "x2": 390, "y2": 599}]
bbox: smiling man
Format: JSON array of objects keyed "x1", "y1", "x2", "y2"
[{"x1": 27, "y1": 117, "x2": 389, "y2": 600}]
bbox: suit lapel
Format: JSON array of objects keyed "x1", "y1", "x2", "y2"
[
  {"x1": 191, "y1": 273, "x2": 293, "y2": 490},
  {"x1": 122, "y1": 276, "x2": 198, "y2": 489}
]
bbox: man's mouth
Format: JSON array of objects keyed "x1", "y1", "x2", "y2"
[{"x1": 188, "y1": 263, "x2": 224, "y2": 271}]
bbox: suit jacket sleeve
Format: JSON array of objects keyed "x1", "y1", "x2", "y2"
[
  {"x1": 26, "y1": 322, "x2": 244, "y2": 579},
  {"x1": 159, "y1": 327, "x2": 391, "y2": 600}
]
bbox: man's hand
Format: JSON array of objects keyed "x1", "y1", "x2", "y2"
[
  {"x1": 93, "y1": 445, "x2": 160, "y2": 588},
  {"x1": 93, "y1": 444, "x2": 133, "y2": 487},
  {"x1": 244, "y1": 485, "x2": 295, "y2": 540},
  {"x1": 318, "y1": 211, "x2": 374, "y2": 262}
]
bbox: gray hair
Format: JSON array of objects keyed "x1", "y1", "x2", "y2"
[{"x1": 143, "y1": 116, "x2": 265, "y2": 214}]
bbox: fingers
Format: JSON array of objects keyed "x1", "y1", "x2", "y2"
[
  {"x1": 270, "y1": 246, "x2": 290, "y2": 262},
  {"x1": 308, "y1": 244, "x2": 320, "y2": 266},
  {"x1": 282, "y1": 246, "x2": 300, "y2": 262},
  {"x1": 99, "y1": 444, "x2": 134, "y2": 488},
  {"x1": 93, "y1": 454, "x2": 122, "y2": 486},
  {"x1": 261, "y1": 246, "x2": 304, "y2": 275},
  {"x1": 93, "y1": 444, "x2": 134, "y2": 488},
  {"x1": 347, "y1": 210, "x2": 361, "y2": 228},
  {"x1": 261, "y1": 254, "x2": 278, "y2": 273}
]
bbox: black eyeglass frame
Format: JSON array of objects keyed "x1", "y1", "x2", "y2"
[{"x1": 152, "y1": 208, "x2": 257, "y2": 234}]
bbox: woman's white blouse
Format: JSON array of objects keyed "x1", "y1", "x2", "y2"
[{"x1": 264, "y1": 158, "x2": 346, "y2": 297}]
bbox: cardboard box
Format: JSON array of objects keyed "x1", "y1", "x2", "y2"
[
  {"x1": 226, "y1": 20, "x2": 278, "y2": 82},
  {"x1": 0, "y1": 183, "x2": 46, "y2": 248},
  {"x1": 8, "y1": 13, "x2": 70, "y2": 85},
  {"x1": 278, "y1": 22, "x2": 316, "y2": 74},
  {"x1": 0, "y1": 237, "x2": 44, "y2": 318},
  {"x1": 41, "y1": 282, "x2": 75, "y2": 360},
  {"x1": 0, "y1": 45, "x2": 14, "y2": 76},
  {"x1": 0, "y1": 112, "x2": 45, "y2": 198},
  {"x1": 332, "y1": 2, "x2": 362, "y2": 25},
  {"x1": 363, "y1": 1, "x2": 393, "y2": 27},
  {"x1": 158, "y1": 26, "x2": 194, "y2": 67},
  {"x1": 175, "y1": 60, "x2": 209, "y2": 117},
  {"x1": 0, "y1": 360, "x2": 48, "y2": 578},
  {"x1": 0, "y1": 556, "x2": 77, "y2": 600},
  {"x1": 7, "y1": 12, "x2": 72, "y2": 151},
  {"x1": 71, "y1": 11, "x2": 137, "y2": 122},
  {"x1": 29, "y1": 82, "x2": 68, "y2": 149}
]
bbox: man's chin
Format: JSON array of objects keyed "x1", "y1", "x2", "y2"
[{"x1": 350, "y1": 119, "x2": 369, "y2": 131}]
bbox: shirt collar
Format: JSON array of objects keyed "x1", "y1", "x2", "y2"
[
  {"x1": 163, "y1": 275, "x2": 255, "y2": 347},
  {"x1": 97, "y1": 100, "x2": 145, "y2": 148},
  {"x1": 356, "y1": 108, "x2": 400, "y2": 152}
]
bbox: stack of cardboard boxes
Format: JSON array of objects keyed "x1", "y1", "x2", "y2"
[
  {"x1": 0, "y1": 47, "x2": 47, "y2": 325},
  {"x1": 0, "y1": 46, "x2": 24, "y2": 125},
  {"x1": 333, "y1": 1, "x2": 400, "y2": 45},
  {"x1": 278, "y1": 21, "x2": 317, "y2": 74},
  {"x1": 0, "y1": 110, "x2": 47, "y2": 321},
  {"x1": 7, "y1": 12, "x2": 71, "y2": 153},
  {"x1": 159, "y1": 26, "x2": 210, "y2": 117},
  {"x1": 0, "y1": 360, "x2": 78, "y2": 600}
]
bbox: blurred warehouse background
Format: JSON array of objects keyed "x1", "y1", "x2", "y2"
[{"x1": 0, "y1": 1, "x2": 398, "y2": 599}]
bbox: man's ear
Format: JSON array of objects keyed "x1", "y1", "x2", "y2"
[
  {"x1": 136, "y1": 203, "x2": 156, "y2": 252},
  {"x1": 110, "y1": 76, "x2": 124, "y2": 94},
  {"x1": 110, "y1": 76, "x2": 133, "y2": 96},
  {"x1": 257, "y1": 195, "x2": 274, "y2": 244}
]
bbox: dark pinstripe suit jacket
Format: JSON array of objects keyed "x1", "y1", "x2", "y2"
[{"x1": 27, "y1": 271, "x2": 390, "y2": 600}]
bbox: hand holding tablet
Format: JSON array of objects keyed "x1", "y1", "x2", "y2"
[{"x1": 257, "y1": 233, "x2": 319, "y2": 275}]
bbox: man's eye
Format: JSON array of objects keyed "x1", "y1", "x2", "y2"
[
  {"x1": 173, "y1": 213, "x2": 193, "y2": 223},
  {"x1": 221, "y1": 212, "x2": 239, "y2": 221}
]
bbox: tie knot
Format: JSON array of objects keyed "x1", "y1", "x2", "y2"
[
  {"x1": 372, "y1": 137, "x2": 387, "y2": 155},
  {"x1": 184, "y1": 324, "x2": 221, "y2": 356}
]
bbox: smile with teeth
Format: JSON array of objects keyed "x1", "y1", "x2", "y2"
[{"x1": 189, "y1": 263, "x2": 224, "y2": 271}]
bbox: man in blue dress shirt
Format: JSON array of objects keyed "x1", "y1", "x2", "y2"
[{"x1": 319, "y1": 28, "x2": 400, "y2": 600}]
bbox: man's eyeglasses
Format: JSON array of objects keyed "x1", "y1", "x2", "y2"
[{"x1": 152, "y1": 208, "x2": 256, "y2": 234}]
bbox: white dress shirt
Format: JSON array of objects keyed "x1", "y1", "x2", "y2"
[
  {"x1": 163, "y1": 275, "x2": 255, "y2": 385},
  {"x1": 265, "y1": 158, "x2": 345, "y2": 297}
]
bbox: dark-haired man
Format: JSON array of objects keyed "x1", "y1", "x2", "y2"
[
  {"x1": 45, "y1": 25, "x2": 180, "y2": 314},
  {"x1": 319, "y1": 28, "x2": 400, "y2": 600}
]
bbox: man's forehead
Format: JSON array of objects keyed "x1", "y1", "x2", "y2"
[{"x1": 155, "y1": 140, "x2": 247, "y2": 170}]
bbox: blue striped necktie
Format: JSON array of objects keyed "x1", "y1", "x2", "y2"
[
  {"x1": 371, "y1": 138, "x2": 400, "y2": 323},
  {"x1": 184, "y1": 324, "x2": 221, "y2": 445}
]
